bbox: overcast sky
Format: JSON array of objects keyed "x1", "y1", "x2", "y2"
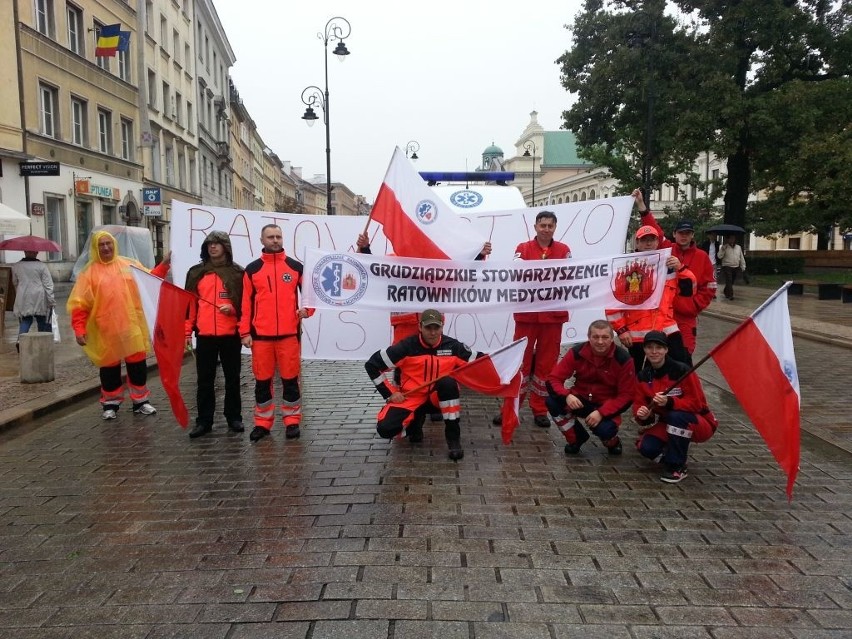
[{"x1": 214, "y1": 1, "x2": 586, "y2": 201}]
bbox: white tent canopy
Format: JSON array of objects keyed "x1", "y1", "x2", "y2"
[{"x1": 0, "y1": 203, "x2": 31, "y2": 235}]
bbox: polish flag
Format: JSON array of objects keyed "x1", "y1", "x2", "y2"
[
  {"x1": 131, "y1": 266, "x2": 195, "y2": 427},
  {"x1": 448, "y1": 338, "x2": 526, "y2": 444},
  {"x1": 709, "y1": 284, "x2": 800, "y2": 499},
  {"x1": 370, "y1": 147, "x2": 488, "y2": 260}
]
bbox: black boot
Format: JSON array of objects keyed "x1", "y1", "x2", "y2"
[{"x1": 445, "y1": 419, "x2": 464, "y2": 461}]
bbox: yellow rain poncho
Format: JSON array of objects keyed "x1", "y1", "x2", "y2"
[{"x1": 67, "y1": 231, "x2": 166, "y2": 367}]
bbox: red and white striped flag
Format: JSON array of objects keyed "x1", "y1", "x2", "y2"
[
  {"x1": 709, "y1": 284, "x2": 800, "y2": 500},
  {"x1": 370, "y1": 147, "x2": 488, "y2": 260},
  {"x1": 448, "y1": 338, "x2": 526, "y2": 444},
  {"x1": 131, "y1": 266, "x2": 195, "y2": 427}
]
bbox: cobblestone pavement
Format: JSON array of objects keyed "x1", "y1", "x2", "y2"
[{"x1": 0, "y1": 321, "x2": 850, "y2": 638}]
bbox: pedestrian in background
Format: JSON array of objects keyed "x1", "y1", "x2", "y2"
[
  {"x1": 239, "y1": 224, "x2": 313, "y2": 443},
  {"x1": 718, "y1": 234, "x2": 747, "y2": 300},
  {"x1": 12, "y1": 250, "x2": 55, "y2": 349},
  {"x1": 494, "y1": 210, "x2": 570, "y2": 429},
  {"x1": 67, "y1": 231, "x2": 170, "y2": 420},
  {"x1": 184, "y1": 231, "x2": 244, "y2": 439}
]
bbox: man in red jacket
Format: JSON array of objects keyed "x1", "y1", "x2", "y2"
[
  {"x1": 633, "y1": 331, "x2": 718, "y2": 484},
  {"x1": 240, "y1": 224, "x2": 313, "y2": 442},
  {"x1": 494, "y1": 210, "x2": 571, "y2": 428},
  {"x1": 546, "y1": 320, "x2": 636, "y2": 455},
  {"x1": 633, "y1": 189, "x2": 716, "y2": 354},
  {"x1": 184, "y1": 231, "x2": 244, "y2": 438}
]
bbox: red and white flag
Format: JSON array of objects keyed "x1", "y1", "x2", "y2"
[
  {"x1": 370, "y1": 147, "x2": 488, "y2": 260},
  {"x1": 131, "y1": 266, "x2": 195, "y2": 427},
  {"x1": 447, "y1": 338, "x2": 526, "y2": 444},
  {"x1": 709, "y1": 283, "x2": 800, "y2": 500}
]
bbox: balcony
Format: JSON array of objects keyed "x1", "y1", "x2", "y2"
[{"x1": 216, "y1": 141, "x2": 232, "y2": 168}]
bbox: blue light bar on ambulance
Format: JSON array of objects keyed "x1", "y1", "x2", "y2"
[{"x1": 418, "y1": 171, "x2": 515, "y2": 183}]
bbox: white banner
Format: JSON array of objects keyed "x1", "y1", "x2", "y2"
[
  {"x1": 170, "y1": 196, "x2": 634, "y2": 359},
  {"x1": 302, "y1": 250, "x2": 670, "y2": 314}
]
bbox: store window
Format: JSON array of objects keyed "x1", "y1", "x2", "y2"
[
  {"x1": 75, "y1": 200, "x2": 93, "y2": 259},
  {"x1": 45, "y1": 196, "x2": 65, "y2": 261}
]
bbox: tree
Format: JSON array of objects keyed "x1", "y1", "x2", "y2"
[{"x1": 559, "y1": 0, "x2": 851, "y2": 234}]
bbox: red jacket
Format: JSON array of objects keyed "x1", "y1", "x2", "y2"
[
  {"x1": 239, "y1": 250, "x2": 312, "y2": 339},
  {"x1": 633, "y1": 356, "x2": 715, "y2": 426},
  {"x1": 641, "y1": 211, "x2": 716, "y2": 322},
  {"x1": 185, "y1": 271, "x2": 239, "y2": 338},
  {"x1": 546, "y1": 341, "x2": 636, "y2": 422},
  {"x1": 513, "y1": 238, "x2": 571, "y2": 324}
]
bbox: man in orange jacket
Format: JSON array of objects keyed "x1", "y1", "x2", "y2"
[
  {"x1": 240, "y1": 224, "x2": 313, "y2": 443},
  {"x1": 633, "y1": 189, "x2": 716, "y2": 355},
  {"x1": 184, "y1": 231, "x2": 244, "y2": 438}
]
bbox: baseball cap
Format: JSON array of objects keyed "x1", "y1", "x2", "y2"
[
  {"x1": 419, "y1": 309, "x2": 443, "y2": 327},
  {"x1": 674, "y1": 220, "x2": 695, "y2": 232},
  {"x1": 643, "y1": 331, "x2": 669, "y2": 347},
  {"x1": 635, "y1": 225, "x2": 659, "y2": 239}
]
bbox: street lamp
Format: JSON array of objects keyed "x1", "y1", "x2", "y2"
[
  {"x1": 523, "y1": 140, "x2": 537, "y2": 206},
  {"x1": 405, "y1": 140, "x2": 420, "y2": 161},
  {"x1": 300, "y1": 16, "x2": 351, "y2": 215}
]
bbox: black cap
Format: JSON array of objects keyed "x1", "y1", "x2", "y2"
[
  {"x1": 643, "y1": 330, "x2": 669, "y2": 347},
  {"x1": 674, "y1": 220, "x2": 694, "y2": 232},
  {"x1": 419, "y1": 309, "x2": 443, "y2": 327}
]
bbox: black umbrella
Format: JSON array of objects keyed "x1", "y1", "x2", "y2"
[{"x1": 706, "y1": 223, "x2": 746, "y2": 234}]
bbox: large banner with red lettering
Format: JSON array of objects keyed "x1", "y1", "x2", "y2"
[{"x1": 171, "y1": 197, "x2": 633, "y2": 359}]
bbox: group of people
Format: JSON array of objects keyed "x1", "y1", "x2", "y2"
[{"x1": 64, "y1": 192, "x2": 727, "y2": 482}]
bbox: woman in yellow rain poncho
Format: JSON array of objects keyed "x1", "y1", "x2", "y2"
[{"x1": 67, "y1": 231, "x2": 170, "y2": 420}]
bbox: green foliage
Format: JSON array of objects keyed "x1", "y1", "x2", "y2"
[
  {"x1": 559, "y1": 0, "x2": 852, "y2": 240},
  {"x1": 746, "y1": 255, "x2": 806, "y2": 275}
]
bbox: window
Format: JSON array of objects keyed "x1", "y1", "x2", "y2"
[
  {"x1": 788, "y1": 237, "x2": 801, "y2": 250},
  {"x1": 205, "y1": 35, "x2": 210, "y2": 71},
  {"x1": 178, "y1": 148, "x2": 186, "y2": 190},
  {"x1": 162, "y1": 81, "x2": 171, "y2": 118},
  {"x1": 101, "y1": 204, "x2": 115, "y2": 226},
  {"x1": 175, "y1": 92, "x2": 183, "y2": 126},
  {"x1": 197, "y1": 24, "x2": 203, "y2": 61},
  {"x1": 186, "y1": 101, "x2": 193, "y2": 130},
  {"x1": 712, "y1": 168, "x2": 720, "y2": 180},
  {"x1": 67, "y1": 4, "x2": 83, "y2": 54},
  {"x1": 93, "y1": 22, "x2": 109, "y2": 71},
  {"x1": 145, "y1": 0, "x2": 153, "y2": 34},
  {"x1": 71, "y1": 97, "x2": 87, "y2": 146},
  {"x1": 118, "y1": 47, "x2": 131, "y2": 82},
  {"x1": 173, "y1": 30, "x2": 180, "y2": 65},
  {"x1": 147, "y1": 69, "x2": 157, "y2": 108},
  {"x1": 165, "y1": 144, "x2": 174, "y2": 185},
  {"x1": 185, "y1": 43, "x2": 191, "y2": 68},
  {"x1": 97, "y1": 108, "x2": 112, "y2": 153},
  {"x1": 120, "y1": 118, "x2": 133, "y2": 160},
  {"x1": 45, "y1": 196, "x2": 65, "y2": 260},
  {"x1": 160, "y1": 16, "x2": 168, "y2": 52},
  {"x1": 39, "y1": 83, "x2": 58, "y2": 138},
  {"x1": 36, "y1": 0, "x2": 55, "y2": 37},
  {"x1": 189, "y1": 156, "x2": 197, "y2": 192},
  {"x1": 213, "y1": 52, "x2": 218, "y2": 83}
]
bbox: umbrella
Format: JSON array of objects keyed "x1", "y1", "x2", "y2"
[
  {"x1": 0, "y1": 234, "x2": 61, "y2": 252},
  {"x1": 707, "y1": 223, "x2": 746, "y2": 234}
]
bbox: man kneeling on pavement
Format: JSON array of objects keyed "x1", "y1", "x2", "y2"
[
  {"x1": 545, "y1": 320, "x2": 636, "y2": 456},
  {"x1": 365, "y1": 309, "x2": 484, "y2": 461},
  {"x1": 633, "y1": 330, "x2": 718, "y2": 483}
]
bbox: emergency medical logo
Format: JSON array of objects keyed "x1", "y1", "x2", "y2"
[
  {"x1": 415, "y1": 199, "x2": 438, "y2": 225},
  {"x1": 450, "y1": 189, "x2": 483, "y2": 208},
  {"x1": 312, "y1": 253, "x2": 368, "y2": 307},
  {"x1": 283, "y1": 273, "x2": 292, "y2": 283},
  {"x1": 611, "y1": 254, "x2": 659, "y2": 305}
]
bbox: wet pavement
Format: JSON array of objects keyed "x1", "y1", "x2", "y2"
[{"x1": 0, "y1": 284, "x2": 850, "y2": 637}]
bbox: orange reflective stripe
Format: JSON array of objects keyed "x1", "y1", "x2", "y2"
[
  {"x1": 127, "y1": 382, "x2": 150, "y2": 404},
  {"x1": 100, "y1": 386, "x2": 125, "y2": 405}
]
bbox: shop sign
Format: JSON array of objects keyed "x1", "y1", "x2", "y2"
[
  {"x1": 31, "y1": 203, "x2": 45, "y2": 216},
  {"x1": 20, "y1": 162, "x2": 60, "y2": 176},
  {"x1": 143, "y1": 187, "x2": 162, "y2": 217},
  {"x1": 74, "y1": 179, "x2": 120, "y2": 200}
]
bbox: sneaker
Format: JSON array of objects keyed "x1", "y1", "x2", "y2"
[
  {"x1": 661, "y1": 467, "x2": 689, "y2": 484},
  {"x1": 249, "y1": 426, "x2": 270, "y2": 442},
  {"x1": 228, "y1": 421, "x2": 245, "y2": 433},
  {"x1": 189, "y1": 423, "x2": 212, "y2": 439},
  {"x1": 564, "y1": 427, "x2": 590, "y2": 455},
  {"x1": 133, "y1": 403, "x2": 157, "y2": 416},
  {"x1": 491, "y1": 414, "x2": 502, "y2": 426},
  {"x1": 285, "y1": 425, "x2": 301, "y2": 439},
  {"x1": 102, "y1": 409, "x2": 117, "y2": 420},
  {"x1": 533, "y1": 414, "x2": 551, "y2": 428},
  {"x1": 447, "y1": 440, "x2": 465, "y2": 461},
  {"x1": 608, "y1": 439, "x2": 623, "y2": 456}
]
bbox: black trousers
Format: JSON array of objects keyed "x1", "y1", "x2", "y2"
[{"x1": 195, "y1": 334, "x2": 242, "y2": 427}]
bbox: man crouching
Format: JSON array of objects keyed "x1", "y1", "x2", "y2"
[{"x1": 365, "y1": 309, "x2": 481, "y2": 461}]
